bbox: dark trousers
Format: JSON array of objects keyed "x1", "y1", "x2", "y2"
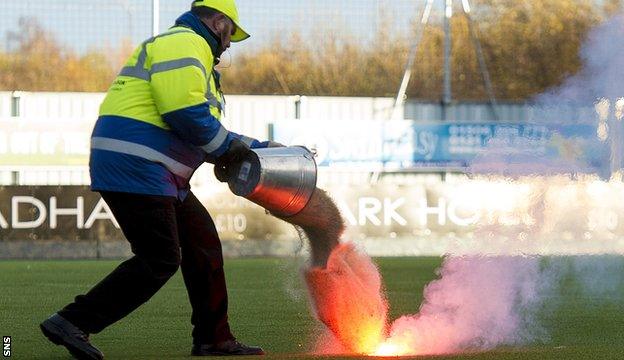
[{"x1": 58, "y1": 191, "x2": 233, "y2": 344}]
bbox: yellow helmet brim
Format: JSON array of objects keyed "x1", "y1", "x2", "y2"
[
  {"x1": 192, "y1": 0, "x2": 250, "y2": 42},
  {"x1": 231, "y1": 21, "x2": 250, "y2": 42}
]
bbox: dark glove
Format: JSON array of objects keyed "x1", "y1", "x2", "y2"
[
  {"x1": 267, "y1": 141, "x2": 286, "y2": 148},
  {"x1": 214, "y1": 138, "x2": 252, "y2": 183}
]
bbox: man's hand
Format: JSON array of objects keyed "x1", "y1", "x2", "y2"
[
  {"x1": 214, "y1": 138, "x2": 252, "y2": 182},
  {"x1": 267, "y1": 141, "x2": 286, "y2": 148}
]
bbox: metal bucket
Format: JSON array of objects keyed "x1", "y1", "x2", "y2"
[{"x1": 228, "y1": 146, "x2": 317, "y2": 217}]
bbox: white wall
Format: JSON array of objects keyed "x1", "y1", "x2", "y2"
[
  {"x1": 0, "y1": 91, "x2": 399, "y2": 185},
  {"x1": 3, "y1": 91, "x2": 397, "y2": 136}
]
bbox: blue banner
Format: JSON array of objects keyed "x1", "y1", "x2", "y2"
[{"x1": 272, "y1": 121, "x2": 609, "y2": 175}]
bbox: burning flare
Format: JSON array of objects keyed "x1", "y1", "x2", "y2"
[
  {"x1": 304, "y1": 242, "x2": 388, "y2": 354},
  {"x1": 371, "y1": 339, "x2": 413, "y2": 356}
]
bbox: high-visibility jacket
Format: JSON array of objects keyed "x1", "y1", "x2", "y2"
[{"x1": 90, "y1": 12, "x2": 267, "y2": 200}]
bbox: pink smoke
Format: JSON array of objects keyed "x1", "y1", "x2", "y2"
[
  {"x1": 304, "y1": 14, "x2": 624, "y2": 357},
  {"x1": 380, "y1": 256, "x2": 542, "y2": 355},
  {"x1": 309, "y1": 247, "x2": 545, "y2": 356}
]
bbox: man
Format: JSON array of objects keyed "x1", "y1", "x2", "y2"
[{"x1": 40, "y1": 1, "x2": 273, "y2": 358}]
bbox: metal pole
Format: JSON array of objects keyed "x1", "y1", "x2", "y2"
[
  {"x1": 127, "y1": 7, "x2": 133, "y2": 41},
  {"x1": 462, "y1": 0, "x2": 499, "y2": 120},
  {"x1": 391, "y1": 0, "x2": 435, "y2": 120},
  {"x1": 616, "y1": 98, "x2": 624, "y2": 177},
  {"x1": 116, "y1": 0, "x2": 133, "y2": 42},
  {"x1": 443, "y1": 0, "x2": 453, "y2": 120},
  {"x1": 379, "y1": 0, "x2": 434, "y2": 184},
  {"x1": 152, "y1": 0, "x2": 160, "y2": 36}
]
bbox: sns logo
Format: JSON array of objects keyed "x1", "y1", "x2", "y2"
[{"x1": 3, "y1": 336, "x2": 10, "y2": 357}]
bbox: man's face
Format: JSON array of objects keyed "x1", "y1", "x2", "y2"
[{"x1": 213, "y1": 15, "x2": 236, "y2": 53}]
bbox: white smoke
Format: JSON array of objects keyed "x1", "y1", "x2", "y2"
[
  {"x1": 471, "y1": 15, "x2": 624, "y2": 178},
  {"x1": 383, "y1": 256, "x2": 543, "y2": 355},
  {"x1": 377, "y1": 15, "x2": 624, "y2": 356},
  {"x1": 539, "y1": 15, "x2": 624, "y2": 105},
  {"x1": 466, "y1": 14, "x2": 624, "y2": 256}
]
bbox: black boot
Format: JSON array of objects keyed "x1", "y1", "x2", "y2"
[
  {"x1": 192, "y1": 340, "x2": 265, "y2": 356},
  {"x1": 40, "y1": 313, "x2": 104, "y2": 360}
]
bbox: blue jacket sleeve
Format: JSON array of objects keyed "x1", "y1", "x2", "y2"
[
  {"x1": 162, "y1": 102, "x2": 270, "y2": 158},
  {"x1": 162, "y1": 102, "x2": 233, "y2": 158}
]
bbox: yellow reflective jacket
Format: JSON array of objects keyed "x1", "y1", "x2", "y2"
[{"x1": 90, "y1": 12, "x2": 266, "y2": 200}]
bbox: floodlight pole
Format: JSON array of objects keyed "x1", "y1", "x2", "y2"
[
  {"x1": 152, "y1": 0, "x2": 160, "y2": 36},
  {"x1": 116, "y1": 0, "x2": 134, "y2": 42},
  {"x1": 462, "y1": 0, "x2": 499, "y2": 120},
  {"x1": 391, "y1": 0, "x2": 435, "y2": 120},
  {"x1": 442, "y1": 0, "x2": 453, "y2": 121},
  {"x1": 391, "y1": 0, "x2": 499, "y2": 121}
]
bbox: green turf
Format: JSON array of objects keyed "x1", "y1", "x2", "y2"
[{"x1": 0, "y1": 257, "x2": 623, "y2": 359}]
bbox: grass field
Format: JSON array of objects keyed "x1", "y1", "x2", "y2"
[{"x1": 1, "y1": 257, "x2": 623, "y2": 359}]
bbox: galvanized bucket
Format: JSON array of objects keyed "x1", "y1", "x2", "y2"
[{"x1": 228, "y1": 146, "x2": 317, "y2": 217}]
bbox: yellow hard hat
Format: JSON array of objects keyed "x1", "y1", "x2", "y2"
[{"x1": 192, "y1": 0, "x2": 250, "y2": 42}]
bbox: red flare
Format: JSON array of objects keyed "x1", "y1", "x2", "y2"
[{"x1": 304, "y1": 242, "x2": 388, "y2": 354}]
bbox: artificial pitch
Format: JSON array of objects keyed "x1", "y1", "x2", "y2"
[{"x1": 1, "y1": 257, "x2": 622, "y2": 359}]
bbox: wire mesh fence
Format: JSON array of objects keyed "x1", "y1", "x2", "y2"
[
  {"x1": 0, "y1": 0, "x2": 422, "y2": 56},
  {"x1": 0, "y1": 1, "x2": 612, "y2": 99}
]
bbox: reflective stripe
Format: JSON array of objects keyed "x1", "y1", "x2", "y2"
[
  {"x1": 118, "y1": 29, "x2": 195, "y2": 81},
  {"x1": 119, "y1": 66, "x2": 150, "y2": 81},
  {"x1": 138, "y1": 29, "x2": 194, "y2": 67},
  {"x1": 240, "y1": 135, "x2": 256, "y2": 147},
  {"x1": 205, "y1": 91, "x2": 222, "y2": 110},
  {"x1": 201, "y1": 126, "x2": 229, "y2": 154},
  {"x1": 91, "y1": 137, "x2": 194, "y2": 179},
  {"x1": 150, "y1": 57, "x2": 207, "y2": 77},
  {"x1": 116, "y1": 28, "x2": 223, "y2": 115}
]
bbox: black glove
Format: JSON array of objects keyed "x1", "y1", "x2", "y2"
[
  {"x1": 267, "y1": 141, "x2": 286, "y2": 148},
  {"x1": 214, "y1": 138, "x2": 252, "y2": 183}
]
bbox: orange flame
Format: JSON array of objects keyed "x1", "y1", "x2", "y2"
[{"x1": 370, "y1": 338, "x2": 414, "y2": 357}]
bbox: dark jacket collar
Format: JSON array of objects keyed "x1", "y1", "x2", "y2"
[{"x1": 174, "y1": 11, "x2": 221, "y2": 61}]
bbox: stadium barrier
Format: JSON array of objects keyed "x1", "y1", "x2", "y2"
[{"x1": 2, "y1": 178, "x2": 624, "y2": 258}]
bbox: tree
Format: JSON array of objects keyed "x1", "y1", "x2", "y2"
[
  {"x1": 0, "y1": 17, "x2": 116, "y2": 92},
  {"x1": 222, "y1": 0, "x2": 607, "y2": 100},
  {"x1": 474, "y1": 0, "x2": 600, "y2": 99},
  {"x1": 0, "y1": 1, "x2": 618, "y2": 100}
]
